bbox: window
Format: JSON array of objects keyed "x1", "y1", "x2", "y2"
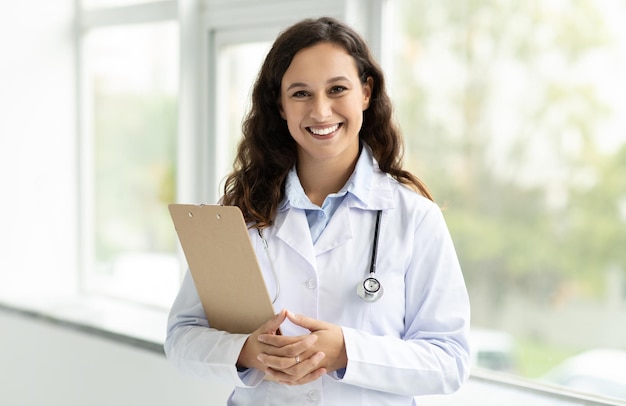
[
  {"x1": 76, "y1": 1, "x2": 336, "y2": 308},
  {"x1": 212, "y1": 33, "x2": 273, "y2": 192},
  {"x1": 79, "y1": 5, "x2": 180, "y2": 307},
  {"x1": 389, "y1": 0, "x2": 626, "y2": 400}
]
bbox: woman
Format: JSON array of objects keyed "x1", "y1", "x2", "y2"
[{"x1": 165, "y1": 17, "x2": 470, "y2": 405}]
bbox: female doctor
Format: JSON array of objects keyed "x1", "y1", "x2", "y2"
[{"x1": 165, "y1": 17, "x2": 470, "y2": 405}]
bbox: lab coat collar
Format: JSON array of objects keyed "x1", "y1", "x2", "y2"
[
  {"x1": 313, "y1": 202, "x2": 353, "y2": 256},
  {"x1": 273, "y1": 199, "x2": 355, "y2": 264},
  {"x1": 274, "y1": 144, "x2": 396, "y2": 265},
  {"x1": 273, "y1": 206, "x2": 318, "y2": 267},
  {"x1": 342, "y1": 144, "x2": 396, "y2": 211},
  {"x1": 278, "y1": 144, "x2": 396, "y2": 213}
]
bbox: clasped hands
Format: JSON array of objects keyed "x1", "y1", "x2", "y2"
[{"x1": 237, "y1": 309, "x2": 347, "y2": 385}]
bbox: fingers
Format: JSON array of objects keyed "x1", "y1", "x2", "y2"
[
  {"x1": 257, "y1": 311, "x2": 328, "y2": 348},
  {"x1": 286, "y1": 311, "x2": 329, "y2": 332},
  {"x1": 257, "y1": 332, "x2": 301, "y2": 347},
  {"x1": 263, "y1": 352, "x2": 327, "y2": 385},
  {"x1": 236, "y1": 310, "x2": 288, "y2": 370},
  {"x1": 252, "y1": 311, "x2": 341, "y2": 385},
  {"x1": 260, "y1": 309, "x2": 288, "y2": 334},
  {"x1": 258, "y1": 331, "x2": 317, "y2": 354},
  {"x1": 266, "y1": 314, "x2": 347, "y2": 374},
  {"x1": 256, "y1": 338, "x2": 316, "y2": 370}
]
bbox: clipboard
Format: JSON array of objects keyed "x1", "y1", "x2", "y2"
[{"x1": 168, "y1": 204, "x2": 277, "y2": 334}]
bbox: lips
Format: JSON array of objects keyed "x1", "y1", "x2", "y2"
[{"x1": 307, "y1": 123, "x2": 341, "y2": 136}]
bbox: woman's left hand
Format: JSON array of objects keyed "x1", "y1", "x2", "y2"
[{"x1": 256, "y1": 311, "x2": 347, "y2": 385}]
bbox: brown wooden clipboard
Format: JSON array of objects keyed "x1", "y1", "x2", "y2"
[{"x1": 168, "y1": 204, "x2": 276, "y2": 334}]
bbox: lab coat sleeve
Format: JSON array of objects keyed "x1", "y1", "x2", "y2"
[
  {"x1": 164, "y1": 270, "x2": 266, "y2": 387},
  {"x1": 337, "y1": 205, "x2": 470, "y2": 396}
]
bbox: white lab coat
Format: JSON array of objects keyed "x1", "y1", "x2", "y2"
[{"x1": 165, "y1": 155, "x2": 470, "y2": 405}]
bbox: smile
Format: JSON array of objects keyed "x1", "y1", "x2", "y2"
[{"x1": 307, "y1": 123, "x2": 341, "y2": 136}]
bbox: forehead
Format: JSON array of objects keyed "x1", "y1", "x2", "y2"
[{"x1": 281, "y1": 42, "x2": 359, "y2": 83}]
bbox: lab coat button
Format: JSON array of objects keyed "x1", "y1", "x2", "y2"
[
  {"x1": 306, "y1": 389, "x2": 319, "y2": 402},
  {"x1": 304, "y1": 279, "x2": 317, "y2": 289}
]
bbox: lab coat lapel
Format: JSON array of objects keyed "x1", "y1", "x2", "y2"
[
  {"x1": 273, "y1": 164, "x2": 395, "y2": 266},
  {"x1": 274, "y1": 207, "x2": 317, "y2": 269},
  {"x1": 314, "y1": 203, "x2": 353, "y2": 256}
]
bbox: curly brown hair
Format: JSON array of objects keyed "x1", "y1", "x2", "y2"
[{"x1": 222, "y1": 17, "x2": 433, "y2": 228}]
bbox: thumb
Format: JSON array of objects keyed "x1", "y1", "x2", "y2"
[
  {"x1": 261, "y1": 309, "x2": 287, "y2": 334},
  {"x1": 286, "y1": 311, "x2": 327, "y2": 332}
]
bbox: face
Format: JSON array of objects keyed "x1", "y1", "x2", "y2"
[{"x1": 279, "y1": 42, "x2": 372, "y2": 169}]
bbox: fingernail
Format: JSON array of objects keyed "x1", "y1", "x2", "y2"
[{"x1": 257, "y1": 335, "x2": 266, "y2": 343}]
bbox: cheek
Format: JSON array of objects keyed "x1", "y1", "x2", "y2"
[
  {"x1": 287, "y1": 122, "x2": 301, "y2": 139},
  {"x1": 347, "y1": 101, "x2": 365, "y2": 128},
  {"x1": 344, "y1": 95, "x2": 366, "y2": 118},
  {"x1": 282, "y1": 106, "x2": 304, "y2": 131},
  {"x1": 283, "y1": 112, "x2": 304, "y2": 140}
]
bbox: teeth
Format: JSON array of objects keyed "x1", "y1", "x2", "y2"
[{"x1": 309, "y1": 124, "x2": 339, "y2": 136}]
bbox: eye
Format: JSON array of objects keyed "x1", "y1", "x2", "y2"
[
  {"x1": 291, "y1": 90, "x2": 310, "y2": 98},
  {"x1": 329, "y1": 86, "x2": 348, "y2": 95}
]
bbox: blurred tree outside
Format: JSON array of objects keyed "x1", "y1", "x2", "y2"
[{"x1": 393, "y1": 0, "x2": 626, "y2": 376}]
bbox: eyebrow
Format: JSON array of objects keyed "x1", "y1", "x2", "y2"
[{"x1": 285, "y1": 76, "x2": 352, "y2": 91}]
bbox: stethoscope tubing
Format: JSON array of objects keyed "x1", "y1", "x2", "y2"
[
  {"x1": 369, "y1": 210, "x2": 382, "y2": 275},
  {"x1": 259, "y1": 209, "x2": 384, "y2": 303}
]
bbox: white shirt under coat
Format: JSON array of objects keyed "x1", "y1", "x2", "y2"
[{"x1": 165, "y1": 146, "x2": 471, "y2": 405}]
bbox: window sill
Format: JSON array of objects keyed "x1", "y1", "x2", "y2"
[
  {"x1": 0, "y1": 293, "x2": 167, "y2": 354},
  {"x1": 454, "y1": 369, "x2": 626, "y2": 406},
  {"x1": 0, "y1": 294, "x2": 623, "y2": 406}
]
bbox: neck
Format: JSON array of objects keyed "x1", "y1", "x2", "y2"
[{"x1": 297, "y1": 155, "x2": 358, "y2": 207}]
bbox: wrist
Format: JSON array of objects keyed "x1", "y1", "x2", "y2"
[{"x1": 236, "y1": 335, "x2": 258, "y2": 370}]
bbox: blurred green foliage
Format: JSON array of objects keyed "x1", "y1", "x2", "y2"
[{"x1": 395, "y1": 0, "x2": 625, "y2": 301}]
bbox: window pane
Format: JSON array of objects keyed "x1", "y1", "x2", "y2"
[
  {"x1": 390, "y1": 0, "x2": 626, "y2": 400},
  {"x1": 82, "y1": 22, "x2": 179, "y2": 307},
  {"x1": 215, "y1": 41, "x2": 272, "y2": 184}
]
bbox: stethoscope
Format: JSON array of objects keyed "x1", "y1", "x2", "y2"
[
  {"x1": 356, "y1": 209, "x2": 384, "y2": 302},
  {"x1": 258, "y1": 209, "x2": 384, "y2": 304}
]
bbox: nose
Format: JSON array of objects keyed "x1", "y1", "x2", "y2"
[{"x1": 310, "y1": 95, "x2": 332, "y2": 121}]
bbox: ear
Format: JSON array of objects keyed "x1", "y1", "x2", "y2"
[{"x1": 362, "y1": 76, "x2": 374, "y2": 111}]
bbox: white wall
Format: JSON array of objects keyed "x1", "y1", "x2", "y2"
[
  {"x1": 0, "y1": 310, "x2": 233, "y2": 406},
  {"x1": 0, "y1": 0, "x2": 78, "y2": 296}
]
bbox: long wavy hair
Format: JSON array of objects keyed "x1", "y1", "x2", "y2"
[{"x1": 222, "y1": 17, "x2": 433, "y2": 228}]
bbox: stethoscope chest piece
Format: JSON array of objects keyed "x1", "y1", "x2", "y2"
[{"x1": 357, "y1": 272, "x2": 384, "y2": 302}]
